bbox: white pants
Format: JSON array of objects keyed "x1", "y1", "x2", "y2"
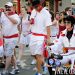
[
  {"x1": 60, "y1": 53, "x2": 75, "y2": 70},
  {"x1": 4, "y1": 37, "x2": 18, "y2": 56},
  {"x1": 29, "y1": 34, "x2": 44, "y2": 55}
]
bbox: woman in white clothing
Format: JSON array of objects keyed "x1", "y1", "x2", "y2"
[{"x1": 17, "y1": 7, "x2": 31, "y2": 65}]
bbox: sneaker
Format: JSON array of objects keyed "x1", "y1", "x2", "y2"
[
  {"x1": 42, "y1": 66, "x2": 48, "y2": 74},
  {"x1": 1, "y1": 70, "x2": 8, "y2": 75},
  {"x1": 35, "y1": 72, "x2": 38, "y2": 75},
  {"x1": 31, "y1": 59, "x2": 36, "y2": 65},
  {"x1": 9, "y1": 69, "x2": 15, "y2": 75},
  {"x1": 9, "y1": 68, "x2": 19, "y2": 75},
  {"x1": 16, "y1": 60, "x2": 20, "y2": 66},
  {"x1": 35, "y1": 72, "x2": 42, "y2": 75}
]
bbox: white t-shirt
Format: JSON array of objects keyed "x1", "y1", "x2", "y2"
[
  {"x1": 30, "y1": 8, "x2": 52, "y2": 35},
  {"x1": 1, "y1": 12, "x2": 20, "y2": 36}
]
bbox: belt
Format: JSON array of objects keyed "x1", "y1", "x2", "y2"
[
  {"x1": 3, "y1": 34, "x2": 19, "y2": 38},
  {"x1": 32, "y1": 32, "x2": 47, "y2": 38}
]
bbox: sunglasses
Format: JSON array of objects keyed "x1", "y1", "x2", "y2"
[
  {"x1": 5, "y1": 5, "x2": 11, "y2": 8},
  {"x1": 64, "y1": 21, "x2": 71, "y2": 24}
]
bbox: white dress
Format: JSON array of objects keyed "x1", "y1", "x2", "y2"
[{"x1": 19, "y1": 15, "x2": 30, "y2": 45}]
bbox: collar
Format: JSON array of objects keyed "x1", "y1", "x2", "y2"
[
  {"x1": 61, "y1": 29, "x2": 75, "y2": 36},
  {"x1": 8, "y1": 11, "x2": 15, "y2": 16}
]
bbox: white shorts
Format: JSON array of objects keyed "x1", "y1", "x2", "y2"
[
  {"x1": 29, "y1": 34, "x2": 44, "y2": 55},
  {"x1": 60, "y1": 53, "x2": 75, "y2": 70},
  {"x1": 19, "y1": 33, "x2": 30, "y2": 45},
  {"x1": 0, "y1": 46, "x2": 4, "y2": 57},
  {"x1": 4, "y1": 37, "x2": 18, "y2": 57}
]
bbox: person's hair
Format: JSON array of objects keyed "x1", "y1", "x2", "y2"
[
  {"x1": 59, "y1": 18, "x2": 64, "y2": 23},
  {"x1": 32, "y1": 0, "x2": 40, "y2": 6},
  {"x1": 65, "y1": 7, "x2": 70, "y2": 12},
  {"x1": 64, "y1": 16, "x2": 75, "y2": 27},
  {"x1": 60, "y1": 11, "x2": 66, "y2": 16}
]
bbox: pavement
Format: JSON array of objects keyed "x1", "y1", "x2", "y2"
[
  {"x1": 15, "y1": 46, "x2": 50, "y2": 75},
  {"x1": 0, "y1": 46, "x2": 50, "y2": 75}
]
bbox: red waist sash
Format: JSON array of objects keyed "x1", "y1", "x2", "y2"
[
  {"x1": 32, "y1": 32, "x2": 47, "y2": 38},
  {"x1": 3, "y1": 34, "x2": 19, "y2": 38}
]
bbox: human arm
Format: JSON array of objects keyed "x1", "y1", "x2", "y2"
[{"x1": 4, "y1": 11, "x2": 20, "y2": 25}]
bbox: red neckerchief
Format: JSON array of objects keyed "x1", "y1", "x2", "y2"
[
  {"x1": 8, "y1": 12, "x2": 15, "y2": 16},
  {"x1": 37, "y1": 4, "x2": 43, "y2": 12}
]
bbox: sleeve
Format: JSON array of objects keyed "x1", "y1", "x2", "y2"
[
  {"x1": 45, "y1": 11, "x2": 52, "y2": 26},
  {"x1": 30, "y1": 9, "x2": 36, "y2": 25},
  {"x1": 50, "y1": 36, "x2": 63, "y2": 54},
  {"x1": 30, "y1": 9, "x2": 36, "y2": 19}
]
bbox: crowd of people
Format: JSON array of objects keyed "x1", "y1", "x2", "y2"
[{"x1": 0, "y1": 0, "x2": 75, "y2": 75}]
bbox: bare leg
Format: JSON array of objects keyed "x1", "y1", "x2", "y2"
[
  {"x1": 36, "y1": 55, "x2": 44, "y2": 73},
  {"x1": 18, "y1": 44, "x2": 24, "y2": 61},
  {"x1": 12, "y1": 55, "x2": 17, "y2": 69},
  {"x1": 5, "y1": 56, "x2": 11, "y2": 70}
]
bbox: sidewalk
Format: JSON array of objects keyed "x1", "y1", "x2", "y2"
[{"x1": 16, "y1": 47, "x2": 49, "y2": 75}]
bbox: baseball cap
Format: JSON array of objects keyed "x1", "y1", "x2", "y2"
[{"x1": 5, "y1": 2, "x2": 13, "y2": 7}]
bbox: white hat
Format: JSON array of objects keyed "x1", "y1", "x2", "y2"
[{"x1": 5, "y1": 2, "x2": 13, "y2": 7}]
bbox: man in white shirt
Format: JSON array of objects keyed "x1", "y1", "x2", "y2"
[
  {"x1": 29, "y1": 0, "x2": 52, "y2": 75},
  {"x1": 0, "y1": 2, "x2": 20, "y2": 75}
]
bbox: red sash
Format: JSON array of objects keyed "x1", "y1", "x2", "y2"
[
  {"x1": 3, "y1": 34, "x2": 19, "y2": 39},
  {"x1": 0, "y1": 38, "x2": 3, "y2": 46},
  {"x1": 32, "y1": 32, "x2": 48, "y2": 58},
  {"x1": 32, "y1": 32, "x2": 47, "y2": 38}
]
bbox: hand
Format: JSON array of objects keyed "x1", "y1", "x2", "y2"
[
  {"x1": 23, "y1": 32, "x2": 28, "y2": 37},
  {"x1": 46, "y1": 39, "x2": 51, "y2": 46},
  {"x1": 4, "y1": 11, "x2": 9, "y2": 16}
]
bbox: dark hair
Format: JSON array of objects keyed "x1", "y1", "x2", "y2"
[
  {"x1": 64, "y1": 16, "x2": 75, "y2": 27},
  {"x1": 32, "y1": 0, "x2": 40, "y2": 6},
  {"x1": 65, "y1": 7, "x2": 70, "y2": 12}
]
